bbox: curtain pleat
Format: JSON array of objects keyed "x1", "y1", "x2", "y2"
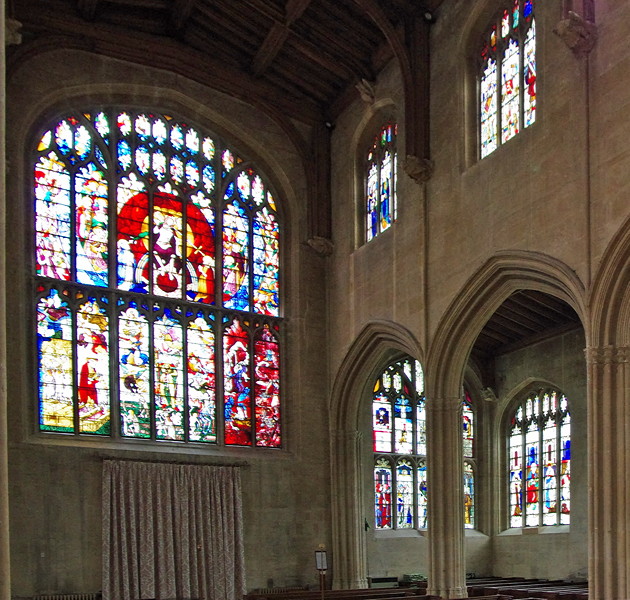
[{"x1": 103, "y1": 460, "x2": 245, "y2": 600}]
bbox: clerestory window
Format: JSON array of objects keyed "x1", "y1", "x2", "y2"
[{"x1": 479, "y1": 0, "x2": 536, "y2": 158}]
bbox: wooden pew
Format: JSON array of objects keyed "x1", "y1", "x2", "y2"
[{"x1": 245, "y1": 588, "x2": 433, "y2": 600}]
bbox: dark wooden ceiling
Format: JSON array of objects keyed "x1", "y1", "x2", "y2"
[
  {"x1": 11, "y1": 0, "x2": 445, "y2": 124},
  {"x1": 472, "y1": 290, "x2": 582, "y2": 359}
]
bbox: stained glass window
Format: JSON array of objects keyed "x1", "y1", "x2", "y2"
[
  {"x1": 35, "y1": 109, "x2": 282, "y2": 448},
  {"x1": 508, "y1": 389, "x2": 570, "y2": 527},
  {"x1": 365, "y1": 123, "x2": 397, "y2": 243},
  {"x1": 372, "y1": 357, "x2": 425, "y2": 529},
  {"x1": 479, "y1": 0, "x2": 536, "y2": 158}
]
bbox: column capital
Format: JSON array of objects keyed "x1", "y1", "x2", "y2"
[{"x1": 585, "y1": 345, "x2": 630, "y2": 365}]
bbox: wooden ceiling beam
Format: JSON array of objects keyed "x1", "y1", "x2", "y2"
[
  {"x1": 16, "y1": 5, "x2": 324, "y2": 124},
  {"x1": 251, "y1": 0, "x2": 312, "y2": 76},
  {"x1": 252, "y1": 23, "x2": 290, "y2": 76},
  {"x1": 171, "y1": 0, "x2": 196, "y2": 33}
]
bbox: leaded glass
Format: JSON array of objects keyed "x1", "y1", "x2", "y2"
[
  {"x1": 365, "y1": 123, "x2": 397, "y2": 243},
  {"x1": 463, "y1": 391, "x2": 474, "y2": 458},
  {"x1": 372, "y1": 357, "x2": 426, "y2": 529},
  {"x1": 396, "y1": 459, "x2": 414, "y2": 528},
  {"x1": 464, "y1": 462, "x2": 475, "y2": 529},
  {"x1": 375, "y1": 458, "x2": 393, "y2": 529},
  {"x1": 479, "y1": 0, "x2": 536, "y2": 157},
  {"x1": 508, "y1": 388, "x2": 570, "y2": 527},
  {"x1": 254, "y1": 324, "x2": 281, "y2": 447},
  {"x1": 417, "y1": 461, "x2": 428, "y2": 529},
  {"x1": 34, "y1": 109, "x2": 282, "y2": 447}
]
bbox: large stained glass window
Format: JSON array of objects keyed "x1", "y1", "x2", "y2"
[
  {"x1": 480, "y1": 0, "x2": 536, "y2": 158},
  {"x1": 35, "y1": 109, "x2": 281, "y2": 448},
  {"x1": 373, "y1": 357, "x2": 425, "y2": 529},
  {"x1": 365, "y1": 123, "x2": 397, "y2": 243},
  {"x1": 508, "y1": 388, "x2": 570, "y2": 528}
]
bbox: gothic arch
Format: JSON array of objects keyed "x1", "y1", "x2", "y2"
[
  {"x1": 329, "y1": 320, "x2": 422, "y2": 589},
  {"x1": 427, "y1": 250, "x2": 586, "y2": 405},
  {"x1": 590, "y1": 215, "x2": 630, "y2": 346}
]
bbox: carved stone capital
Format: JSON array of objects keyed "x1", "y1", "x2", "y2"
[
  {"x1": 585, "y1": 346, "x2": 630, "y2": 365},
  {"x1": 554, "y1": 11, "x2": 597, "y2": 56},
  {"x1": 355, "y1": 78, "x2": 375, "y2": 105},
  {"x1": 6, "y1": 19, "x2": 22, "y2": 46},
  {"x1": 306, "y1": 236, "x2": 334, "y2": 256},
  {"x1": 404, "y1": 155, "x2": 434, "y2": 183}
]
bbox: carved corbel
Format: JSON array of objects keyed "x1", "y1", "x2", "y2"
[
  {"x1": 355, "y1": 78, "x2": 376, "y2": 105},
  {"x1": 306, "y1": 236, "x2": 334, "y2": 256},
  {"x1": 481, "y1": 387, "x2": 498, "y2": 403},
  {"x1": 404, "y1": 154, "x2": 433, "y2": 183},
  {"x1": 6, "y1": 19, "x2": 22, "y2": 46},
  {"x1": 554, "y1": 10, "x2": 597, "y2": 56}
]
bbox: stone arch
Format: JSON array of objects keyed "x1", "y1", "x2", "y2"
[
  {"x1": 590, "y1": 215, "x2": 630, "y2": 346},
  {"x1": 427, "y1": 250, "x2": 587, "y2": 402},
  {"x1": 329, "y1": 320, "x2": 422, "y2": 589}
]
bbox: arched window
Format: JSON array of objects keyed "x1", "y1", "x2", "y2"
[
  {"x1": 463, "y1": 390, "x2": 475, "y2": 529},
  {"x1": 479, "y1": 0, "x2": 536, "y2": 158},
  {"x1": 34, "y1": 109, "x2": 281, "y2": 448},
  {"x1": 372, "y1": 357, "x2": 426, "y2": 529},
  {"x1": 365, "y1": 123, "x2": 397, "y2": 242},
  {"x1": 508, "y1": 388, "x2": 570, "y2": 527}
]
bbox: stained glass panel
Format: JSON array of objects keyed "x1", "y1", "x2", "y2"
[
  {"x1": 365, "y1": 123, "x2": 396, "y2": 242},
  {"x1": 35, "y1": 155, "x2": 72, "y2": 280},
  {"x1": 254, "y1": 324, "x2": 281, "y2": 447},
  {"x1": 501, "y1": 38, "x2": 520, "y2": 143},
  {"x1": 480, "y1": 59, "x2": 498, "y2": 158},
  {"x1": 75, "y1": 163, "x2": 109, "y2": 286},
  {"x1": 223, "y1": 201, "x2": 250, "y2": 311},
  {"x1": 224, "y1": 317, "x2": 251, "y2": 446},
  {"x1": 417, "y1": 461, "x2": 428, "y2": 529},
  {"x1": 37, "y1": 288, "x2": 74, "y2": 432},
  {"x1": 187, "y1": 313, "x2": 217, "y2": 443},
  {"x1": 396, "y1": 459, "x2": 414, "y2": 528},
  {"x1": 464, "y1": 462, "x2": 475, "y2": 529},
  {"x1": 524, "y1": 20, "x2": 537, "y2": 127},
  {"x1": 76, "y1": 296, "x2": 110, "y2": 434},
  {"x1": 119, "y1": 303, "x2": 151, "y2": 438},
  {"x1": 375, "y1": 458, "x2": 393, "y2": 529},
  {"x1": 154, "y1": 310, "x2": 185, "y2": 441},
  {"x1": 463, "y1": 391, "x2": 474, "y2": 458}
]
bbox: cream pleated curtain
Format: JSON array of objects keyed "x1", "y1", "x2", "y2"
[{"x1": 103, "y1": 460, "x2": 245, "y2": 600}]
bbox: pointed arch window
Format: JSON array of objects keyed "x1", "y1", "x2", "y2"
[
  {"x1": 34, "y1": 109, "x2": 282, "y2": 448},
  {"x1": 508, "y1": 388, "x2": 570, "y2": 527},
  {"x1": 480, "y1": 0, "x2": 536, "y2": 158},
  {"x1": 372, "y1": 357, "x2": 426, "y2": 529},
  {"x1": 365, "y1": 123, "x2": 397, "y2": 242}
]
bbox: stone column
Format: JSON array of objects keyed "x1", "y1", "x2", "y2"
[
  {"x1": 586, "y1": 346, "x2": 630, "y2": 600},
  {"x1": 0, "y1": 4, "x2": 9, "y2": 599},
  {"x1": 331, "y1": 430, "x2": 368, "y2": 590},
  {"x1": 426, "y1": 398, "x2": 466, "y2": 599}
]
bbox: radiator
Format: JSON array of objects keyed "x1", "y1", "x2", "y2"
[{"x1": 33, "y1": 594, "x2": 100, "y2": 600}]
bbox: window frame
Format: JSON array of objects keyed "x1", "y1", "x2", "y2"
[{"x1": 32, "y1": 107, "x2": 284, "y2": 450}]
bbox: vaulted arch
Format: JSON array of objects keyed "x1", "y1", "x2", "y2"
[{"x1": 329, "y1": 320, "x2": 422, "y2": 589}]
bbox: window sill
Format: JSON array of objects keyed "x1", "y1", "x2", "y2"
[{"x1": 499, "y1": 524, "x2": 570, "y2": 536}]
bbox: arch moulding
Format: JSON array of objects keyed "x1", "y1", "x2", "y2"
[
  {"x1": 427, "y1": 250, "x2": 586, "y2": 405},
  {"x1": 329, "y1": 320, "x2": 422, "y2": 590}
]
